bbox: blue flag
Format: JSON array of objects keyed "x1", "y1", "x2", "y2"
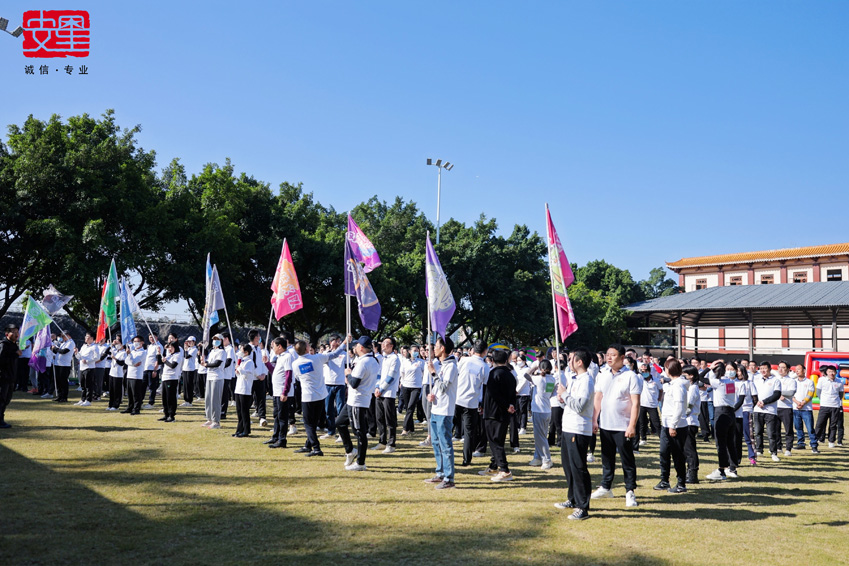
[
  {"x1": 119, "y1": 277, "x2": 137, "y2": 346},
  {"x1": 206, "y1": 253, "x2": 219, "y2": 326}
]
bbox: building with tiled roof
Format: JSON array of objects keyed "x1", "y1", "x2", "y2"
[{"x1": 663, "y1": 243, "x2": 849, "y2": 357}]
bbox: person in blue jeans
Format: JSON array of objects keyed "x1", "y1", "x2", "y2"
[
  {"x1": 322, "y1": 335, "x2": 348, "y2": 439},
  {"x1": 424, "y1": 336, "x2": 459, "y2": 490},
  {"x1": 792, "y1": 366, "x2": 818, "y2": 453}
]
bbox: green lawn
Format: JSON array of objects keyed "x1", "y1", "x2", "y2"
[{"x1": 1, "y1": 395, "x2": 846, "y2": 566}]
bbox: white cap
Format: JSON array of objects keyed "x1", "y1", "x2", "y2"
[{"x1": 187, "y1": 336, "x2": 196, "y2": 342}]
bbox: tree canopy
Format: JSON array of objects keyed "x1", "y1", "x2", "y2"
[{"x1": 0, "y1": 111, "x2": 677, "y2": 349}]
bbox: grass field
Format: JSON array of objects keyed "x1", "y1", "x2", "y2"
[{"x1": 1, "y1": 394, "x2": 847, "y2": 566}]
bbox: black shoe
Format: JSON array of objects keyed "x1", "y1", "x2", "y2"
[
  {"x1": 157, "y1": 417, "x2": 167, "y2": 421},
  {"x1": 460, "y1": 461, "x2": 471, "y2": 467},
  {"x1": 165, "y1": 417, "x2": 175, "y2": 422},
  {"x1": 130, "y1": 411, "x2": 139, "y2": 415},
  {"x1": 120, "y1": 409, "x2": 132, "y2": 414},
  {"x1": 269, "y1": 441, "x2": 286, "y2": 448},
  {"x1": 654, "y1": 480, "x2": 671, "y2": 491},
  {"x1": 294, "y1": 447, "x2": 311, "y2": 454},
  {"x1": 567, "y1": 508, "x2": 589, "y2": 520},
  {"x1": 306, "y1": 450, "x2": 324, "y2": 457},
  {"x1": 668, "y1": 484, "x2": 687, "y2": 494},
  {"x1": 263, "y1": 439, "x2": 277, "y2": 445},
  {"x1": 0, "y1": 422, "x2": 11, "y2": 429},
  {"x1": 686, "y1": 470, "x2": 699, "y2": 484}
]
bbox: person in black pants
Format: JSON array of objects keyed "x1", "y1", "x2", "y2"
[
  {"x1": 480, "y1": 349, "x2": 517, "y2": 480},
  {"x1": 0, "y1": 325, "x2": 21, "y2": 428},
  {"x1": 158, "y1": 342, "x2": 181, "y2": 422},
  {"x1": 654, "y1": 360, "x2": 689, "y2": 493}
]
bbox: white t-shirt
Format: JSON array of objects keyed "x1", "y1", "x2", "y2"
[
  {"x1": 596, "y1": 366, "x2": 642, "y2": 431},
  {"x1": 431, "y1": 356, "x2": 459, "y2": 417},
  {"x1": 324, "y1": 355, "x2": 346, "y2": 386},
  {"x1": 708, "y1": 371, "x2": 737, "y2": 408},
  {"x1": 76, "y1": 343, "x2": 99, "y2": 371},
  {"x1": 182, "y1": 346, "x2": 198, "y2": 371},
  {"x1": 793, "y1": 378, "x2": 815, "y2": 411},
  {"x1": 235, "y1": 357, "x2": 256, "y2": 395},
  {"x1": 530, "y1": 373, "x2": 555, "y2": 414},
  {"x1": 735, "y1": 380, "x2": 753, "y2": 418},
  {"x1": 753, "y1": 374, "x2": 781, "y2": 414},
  {"x1": 55, "y1": 338, "x2": 75, "y2": 367},
  {"x1": 292, "y1": 345, "x2": 347, "y2": 403},
  {"x1": 513, "y1": 362, "x2": 532, "y2": 396},
  {"x1": 560, "y1": 372, "x2": 594, "y2": 435},
  {"x1": 686, "y1": 383, "x2": 701, "y2": 426},
  {"x1": 205, "y1": 348, "x2": 227, "y2": 381},
  {"x1": 347, "y1": 354, "x2": 381, "y2": 408},
  {"x1": 224, "y1": 345, "x2": 236, "y2": 379},
  {"x1": 777, "y1": 375, "x2": 797, "y2": 410},
  {"x1": 661, "y1": 378, "x2": 689, "y2": 429},
  {"x1": 160, "y1": 350, "x2": 184, "y2": 381},
  {"x1": 109, "y1": 347, "x2": 127, "y2": 378},
  {"x1": 550, "y1": 369, "x2": 568, "y2": 408},
  {"x1": 456, "y1": 355, "x2": 489, "y2": 409},
  {"x1": 377, "y1": 352, "x2": 401, "y2": 398},
  {"x1": 125, "y1": 348, "x2": 146, "y2": 380},
  {"x1": 95, "y1": 343, "x2": 110, "y2": 369},
  {"x1": 144, "y1": 343, "x2": 161, "y2": 371},
  {"x1": 271, "y1": 350, "x2": 294, "y2": 397},
  {"x1": 400, "y1": 357, "x2": 425, "y2": 389},
  {"x1": 640, "y1": 375, "x2": 662, "y2": 408},
  {"x1": 817, "y1": 377, "x2": 845, "y2": 408}
]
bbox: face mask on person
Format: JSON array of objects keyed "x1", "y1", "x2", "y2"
[
  {"x1": 133, "y1": 342, "x2": 143, "y2": 350},
  {"x1": 641, "y1": 372, "x2": 651, "y2": 379},
  {"x1": 57, "y1": 337, "x2": 63, "y2": 343},
  {"x1": 213, "y1": 340, "x2": 222, "y2": 347},
  {"x1": 411, "y1": 351, "x2": 419, "y2": 359},
  {"x1": 727, "y1": 370, "x2": 737, "y2": 378}
]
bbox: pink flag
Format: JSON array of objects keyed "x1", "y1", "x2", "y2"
[
  {"x1": 347, "y1": 214, "x2": 382, "y2": 273},
  {"x1": 546, "y1": 206, "x2": 578, "y2": 340},
  {"x1": 270, "y1": 239, "x2": 303, "y2": 320}
]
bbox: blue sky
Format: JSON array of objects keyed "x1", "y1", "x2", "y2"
[{"x1": 3, "y1": 1, "x2": 848, "y2": 291}]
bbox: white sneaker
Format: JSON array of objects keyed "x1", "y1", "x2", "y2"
[
  {"x1": 159, "y1": 409, "x2": 165, "y2": 413},
  {"x1": 320, "y1": 433, "x2": 333, "y2": 440},
  {"x1": 756, "y1": 451, "x2": 763, "y2": 457},
  {"x1": 383, "y1": 446, "x2": 396, "y2": 454},
  {"x1": 259, "y1": 418, "x2": 268, "y2": 427},
  {"x1": 201, "y1": 421, "x2": 212, "y2": 427},
  {"x1": 335, "y1": 435, "x2": 343, "y2": 443},
  {"x1": 625, "y1": 490, "x2": 638, "y2": 507},
  {"x1": 518, "y1": 428, "x2": 527, "y2": 435},
  {"x1": 419, "y1": 439, "x2": 432, "y2": 447},
  {"x1": 513, "y1": 447, "x2": 521, "y2": 454},
  {"x1": 209, "y1": 422, "x2": 221, "y2": 429},
  {"x1": 528, "y1": 458, "x2": 542, "y2": 467},
  {"x1": 179, "y1": 402, "x2": 192, "y2": 407},
  {"x1": 541, "y1": 460, "x2": 553, "y2": 470},
  {"x1": 367, "y1": 433, "x2": 374, "y2": 439},
  {"x1": 142, "y1": 404, "x2": 154, "y2": 410},
  {"x1": 784, "y1": 450, "x2": 791, "y2": 457},
  {"x1": 586, "y1": 453, "x2": 596, "y2": 463},
  {"x1": 472, "y1": 451, "x2": 485, "y2": 458},
  {"x1": 289, "y1": 425, "x2": 297, "y2": 435},
  {"x1": 771, "y1": 453, "x2": 780, "y2": 462},
  {"x1": 74, "y1": 401, "x2": 82, "y2": 406},
  {"x1": 706, "y1": 469, "x2": 726, "y2": 481},
  {"x1": 79, "y1": 401, "x2": 91, "y2": 407},
  {"x1": 229, "y1": 401, "x2": 235, "y2": 407},
  {"x1": 371, "y1": 443, "x2": 386, "y2": 451},
  {"x1": 638, "y1": 440, "x2": 647, "y2": 446},
  {"x1": 344, "y1": 451, "x2": 358, "y2": 467},
  {"x1": 591, "y1": 487, "x2": 613, "y2": 499},
  {"x1": 726, "y1": 469, "x2": 739, "y2": 478},
  {"x1": 251, "y1": 412, "x2": 258, "y2": 418},
  {"x1": 829, "y1": 442, "x2": 836, "y2": 448},
  {"x1": 345, "y1": 464, "x2": 367, "y2": 471},
  {"x1": 41, "y1": 393, "x2": 52, "y2": 399}
]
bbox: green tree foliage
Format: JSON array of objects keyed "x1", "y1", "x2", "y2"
[{"x1": 0, "y1": 111, "x2": 669, "y2": 349}]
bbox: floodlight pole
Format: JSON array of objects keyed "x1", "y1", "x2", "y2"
[{"x1": 436, "y1": 166, "x2": 442, "y2": 245}]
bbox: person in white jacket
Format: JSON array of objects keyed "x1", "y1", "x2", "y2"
[
  {"x1": 233, "y1": 344, "x2": 257, "y2": 437},
  {"x1": 74, "y1": 332, "x2": 99, "y2": 406},
  {"x1": 655, "y1": 359, "x2": 690, "y2": 493}
]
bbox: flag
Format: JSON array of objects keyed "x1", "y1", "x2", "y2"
[
  {"x1": 270, "y1": 239, "x2": 303, "y2": 319},
  {"x1": 347, "y1": 214, "x2": 382, "y2": 273},
  {"x1": 119, "y1": 277, "x2": 137, "y2": 346},
  {"x1": 206, "y1": 253, "x2": 219, "y2": 325},
  {"x1": 525, "y1": 348, "x2": 539, "y2": 362},
  {"x1": 95, "y1": 279, "x2": 109, "y2": 342},
  {"x1": 101, "y1": 259, "x2": 120, "y2": 326},
  {"x1": 488, "y1": 342, "x2": 511, "y2": 351},
  {"x1": 425, "y1": 232, "x2": 456, "y2": 339},
  {"x1": 19, "y1": 296, "x2": 53, "y2": 349},
  {"x1": 41, "y1": 284, "x2": 73, "y2": 315},
  {"x1": 546, "y1": 205, "x2": 578, "y2": 340},
  {"x1": 202, "y1": 262, "x2": 227, "y2": 344},
  {"x1": 345, "y1": 239, "x2": 381, "y2": 331},
  {"x1": 28, "y1": 325, "x2": 51, "y2": 373}
]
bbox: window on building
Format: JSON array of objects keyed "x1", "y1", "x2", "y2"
[
  {"x1": 793, "y1": 272, "x2": 808, "y2": 283},
  {"x1": 729, "y1": 276, "x2": 743, "y2": 286},
  {"x1": 827, "y1": 269, "x2": 843, "y2": 282},
  {"x1": 695, "y1": 278, "x2": 707, "y2": 290},
  {"x1": 760, "y1": 274, "x2": 774, "y2": 285}
]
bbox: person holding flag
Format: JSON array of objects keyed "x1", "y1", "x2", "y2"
[
  {"x1": 0, "y1": 325, "x2": 22, "y2": 428},
  {"x1": 52, "y1": 332, "x2": 75, "y2": 403},
  {"x1": 74, "y1": 332, "x2": 100, "y2": 406}
]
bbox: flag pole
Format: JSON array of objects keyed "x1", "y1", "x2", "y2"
[
  {"x1": 545, "y1": 203, "x2": 562, "y2": 370},
  {"x1": 345, "y1": 214, "x2": 351, "y2": 368},
  {"x1": 426, "y1": 232, "x2": 433, "y2": 361},
  {"x1": 264, "y1": 305, "x2": 274, "y2": 352}
]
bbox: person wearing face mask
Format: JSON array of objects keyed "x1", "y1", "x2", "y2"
[
  {"x1": 512, "y1": 352, "x2": 532, "y2": 436},
  {"x1": 399, "y1": 344, "x2": 426, "y2": 436},
  {"x1": 200, "y1": 335, "x2": 227, "y2": 429},
  {"x1": 731, "y1": 365, "x2": 753, "y2": 468},
  {"x1": 180, "y1": 337, "x2": 198, "y2": 408},
  {"x1": 106, "y1": 338, "x2": 127, "y2": 411},
  {"x1": 705, "y1": 361, "x2": 741, "y2": 481},
  {"x1": 122, "y1": 336, "x2": 147, "y2": 415},
  {"x1": 682, "y1": 366, "x2": 702, "y2": 484},
  {"x1": 321, "y1": 335, "x2": 347, "y2": 442},
  {"x1": 655, "y1": 359, "x2": 689, "y2": 494},
  {"x1": 373, "y1": 337, "x2": 401, "y2": 454},
  {"x1": 74, "y1": 332, "x2": 99, "y2": 406},
  {"x1": 775, "y1": 361, "x2": 797, "y2": 456},
  {"x1": 753, "y1": 361, "x2": 782, "y2": 461},
  {"x1": 158, "y1": 341, "x2": 184, "y2": 422},
  {"x1": 233, "y1": 343, "x2": 258, "y2": 437},
  {"x1": 637, "y1": 362, "x2": 662, "y2": 448}
]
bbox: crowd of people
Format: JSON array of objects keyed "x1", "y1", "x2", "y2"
[{"x1": 1, "y1": 322, "x2": 846, "y2": 521}]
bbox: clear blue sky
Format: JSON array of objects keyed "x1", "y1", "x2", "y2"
[{"x1": 3, "y1": 1, "x2": 848, "y2": 287}]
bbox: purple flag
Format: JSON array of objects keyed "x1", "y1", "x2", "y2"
[
  {"x1": 345, "y1": 239, "x2": 381, "y2": 331},
  {"x1": 28, "y1": 325, "x2": 51, "y2": 373},
  {"x1": 425, "y1": 233, "x2": 456, "y2": 339},
  {"x1": 347, "y1": 214, "x2": 382, "y2": 273}
]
